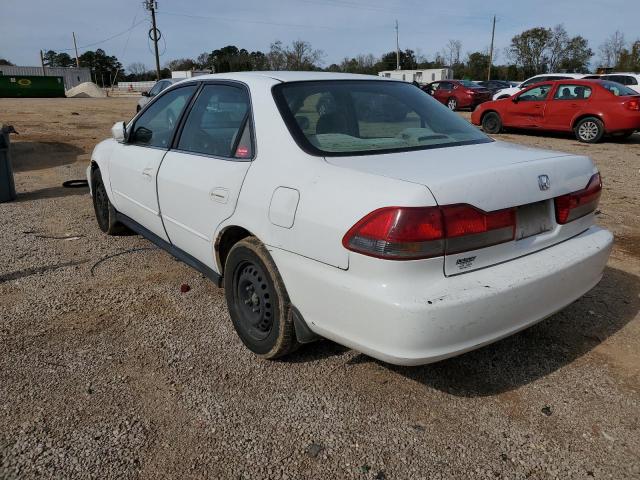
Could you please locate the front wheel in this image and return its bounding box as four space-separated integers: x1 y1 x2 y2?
91 168 127 235
224 237 299 359
447 97 458 110
481 112 503 134
575 117 604 143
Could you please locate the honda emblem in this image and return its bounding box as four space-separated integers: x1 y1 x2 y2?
538 175 550 191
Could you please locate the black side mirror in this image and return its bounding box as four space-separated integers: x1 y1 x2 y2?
142 91 150 97
511 96 519 103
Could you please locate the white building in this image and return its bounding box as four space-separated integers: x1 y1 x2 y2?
378 68 453 84
171 70 213 79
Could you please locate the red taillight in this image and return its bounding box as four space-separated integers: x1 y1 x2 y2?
442 205 516 254
342 207 444 260
554 173 602 224
342 204 516 260
625 99 640 111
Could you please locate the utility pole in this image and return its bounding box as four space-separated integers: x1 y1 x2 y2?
144 0 162 80
487 15 496 81
72 32 80 68
39 50 46 76
395 20 400 70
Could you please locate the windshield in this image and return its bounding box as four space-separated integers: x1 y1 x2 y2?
599 80 637 96
273 80 491 156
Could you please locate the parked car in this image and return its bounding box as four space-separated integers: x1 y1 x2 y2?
137 78 180 112
423 79 492 110
89 72 612 366
472 79 640 142
476 79 512 95
492 73 587 100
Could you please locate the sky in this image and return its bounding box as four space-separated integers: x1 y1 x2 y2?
1 0 638 71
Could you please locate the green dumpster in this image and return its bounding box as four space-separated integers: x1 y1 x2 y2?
0 75 65 98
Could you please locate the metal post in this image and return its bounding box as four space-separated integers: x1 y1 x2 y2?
73 32 80 68
395 20 400 70
40 50 46 76
487 15 496 81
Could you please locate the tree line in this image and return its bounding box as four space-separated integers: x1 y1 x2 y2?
27 26 640 86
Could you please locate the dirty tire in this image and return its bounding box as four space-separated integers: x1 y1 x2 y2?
91 168 127 235
224 237 300 359
575 117 604 143
482 112 502 134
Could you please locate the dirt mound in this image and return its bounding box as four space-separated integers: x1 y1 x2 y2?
65 82 106 98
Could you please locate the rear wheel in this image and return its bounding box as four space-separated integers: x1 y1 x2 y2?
575 117 604 143
481 112 503 134
447 97 458 110
224 237 299 359
91 168 127 235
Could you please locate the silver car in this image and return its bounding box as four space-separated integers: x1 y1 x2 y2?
136 78 181 112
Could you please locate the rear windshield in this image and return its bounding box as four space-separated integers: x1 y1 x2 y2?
599 80 637 96
272 80 491 156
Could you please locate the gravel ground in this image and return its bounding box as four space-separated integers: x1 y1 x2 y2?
0 98 639 479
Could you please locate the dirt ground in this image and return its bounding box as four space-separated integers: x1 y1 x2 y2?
0 97 639 479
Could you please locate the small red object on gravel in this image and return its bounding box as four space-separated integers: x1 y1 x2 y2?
180 284 191 293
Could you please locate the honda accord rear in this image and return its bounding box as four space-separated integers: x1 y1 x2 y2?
267 78 613 365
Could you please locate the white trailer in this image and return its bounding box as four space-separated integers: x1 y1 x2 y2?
171 70 213 79
378 68 453 84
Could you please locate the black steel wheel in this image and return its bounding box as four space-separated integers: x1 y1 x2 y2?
224 237 299 358
481 111 503 134
91 168 127 235
234 261 275 341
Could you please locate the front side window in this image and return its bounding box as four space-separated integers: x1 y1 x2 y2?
129 85 197 148
177 84 252 158
273 80 490 156
518 84 552 101
553 84 592 100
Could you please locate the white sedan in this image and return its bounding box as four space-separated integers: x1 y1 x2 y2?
88 72 613 365
492 73 587 100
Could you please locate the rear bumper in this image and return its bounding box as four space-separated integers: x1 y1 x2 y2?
271 226 613 366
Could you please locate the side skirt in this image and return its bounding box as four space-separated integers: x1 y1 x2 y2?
115 212 223 287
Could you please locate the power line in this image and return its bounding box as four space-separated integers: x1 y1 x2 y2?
158 11 338 30
51 19 146 52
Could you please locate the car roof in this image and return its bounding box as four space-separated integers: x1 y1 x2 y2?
185 71 386 83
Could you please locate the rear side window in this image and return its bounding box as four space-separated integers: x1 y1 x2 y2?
604 75 638 86
273 80 490 156
177 84 252 159
553 84 592 100
130 85 197 148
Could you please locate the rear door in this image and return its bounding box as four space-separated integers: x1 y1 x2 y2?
109 84 197 240
157 82 253 271
503 84 552 127
544 83 593 130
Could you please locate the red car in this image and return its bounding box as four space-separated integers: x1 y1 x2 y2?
423 80 492 111
471 79 640 143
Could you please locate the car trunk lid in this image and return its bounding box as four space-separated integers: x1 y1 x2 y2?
327 141 598 275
